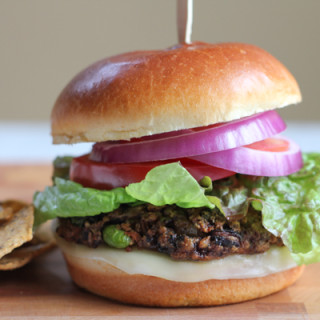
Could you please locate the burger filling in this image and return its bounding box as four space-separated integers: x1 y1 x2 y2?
33 153 320 265
57 204 282 261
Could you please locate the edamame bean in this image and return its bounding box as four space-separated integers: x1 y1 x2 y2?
102 225 132 248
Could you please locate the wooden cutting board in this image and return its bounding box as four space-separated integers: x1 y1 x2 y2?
0 165 319 319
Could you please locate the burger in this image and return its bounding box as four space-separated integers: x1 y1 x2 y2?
33 42 320 306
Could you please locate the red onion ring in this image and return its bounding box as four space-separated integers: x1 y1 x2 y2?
191 136 303 176
90 111 286 163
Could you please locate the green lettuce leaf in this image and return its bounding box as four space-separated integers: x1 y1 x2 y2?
126 163 214 209
33 178 136 226
211 182 250 217
244 153 320 265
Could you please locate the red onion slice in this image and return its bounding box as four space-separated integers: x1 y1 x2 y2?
90 111 286 163
191 136 303 176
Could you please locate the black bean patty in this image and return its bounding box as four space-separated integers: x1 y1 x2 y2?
57 203 283 261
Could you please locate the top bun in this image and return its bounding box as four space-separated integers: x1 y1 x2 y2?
51 42 301 144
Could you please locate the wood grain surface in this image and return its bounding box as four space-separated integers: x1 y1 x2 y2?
0 165 319 319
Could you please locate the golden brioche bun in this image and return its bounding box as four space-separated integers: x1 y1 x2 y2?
63 252 304 307
51 42 301 144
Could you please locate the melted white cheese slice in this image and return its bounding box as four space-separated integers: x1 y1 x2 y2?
57 236 297 282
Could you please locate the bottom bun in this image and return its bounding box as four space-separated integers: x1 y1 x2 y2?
63 252 304 307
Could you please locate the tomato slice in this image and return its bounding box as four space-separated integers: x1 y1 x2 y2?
70 155 235 190
246 138 290 152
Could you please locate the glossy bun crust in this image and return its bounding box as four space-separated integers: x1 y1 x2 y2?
63 252 304 307
51 42 301 144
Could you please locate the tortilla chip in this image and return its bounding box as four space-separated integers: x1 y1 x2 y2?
0 253 31 270
0 202 34 259
0 201 56 270
0 200 26 223
0 232 56 270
